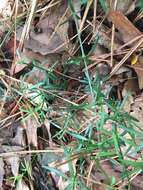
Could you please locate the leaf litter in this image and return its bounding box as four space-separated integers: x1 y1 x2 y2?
1 0 143 189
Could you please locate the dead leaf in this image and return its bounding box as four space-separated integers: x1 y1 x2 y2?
24 28 65 55
108 11 142 45
0 158 4 189
122 78 139 97
24 0 69 55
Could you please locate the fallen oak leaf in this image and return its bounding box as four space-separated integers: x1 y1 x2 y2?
108 11 142 45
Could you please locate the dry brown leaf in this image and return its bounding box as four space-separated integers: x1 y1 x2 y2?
122 78 139 97
0 158 4 189
22 116 39 147
24 0 69 55
108 11 142 45
24 28 65 55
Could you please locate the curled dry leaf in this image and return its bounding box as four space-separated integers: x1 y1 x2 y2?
39 149 77 190
108 11 142 45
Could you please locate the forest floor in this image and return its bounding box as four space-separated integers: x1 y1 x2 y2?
0 0 143 189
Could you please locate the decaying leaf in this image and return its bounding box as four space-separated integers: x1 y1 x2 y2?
0 158 4 189
24 0 69 55
24 28 66 55
108 11 142 45
122 78 139 96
